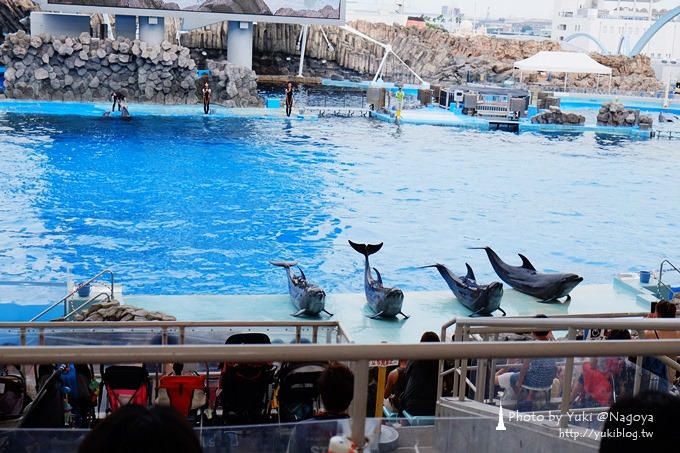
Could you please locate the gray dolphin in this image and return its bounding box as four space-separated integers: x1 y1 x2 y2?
348 241 409 319
270 261 332 317
422 263 505 316
472 246 583 303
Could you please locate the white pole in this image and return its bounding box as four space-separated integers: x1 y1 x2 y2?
297 25 309 77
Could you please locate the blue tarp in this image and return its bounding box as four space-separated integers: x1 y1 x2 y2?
0 66 5 94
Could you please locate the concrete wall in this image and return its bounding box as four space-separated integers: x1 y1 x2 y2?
115 15 136 41
436 399 599 453
139 16 165 45
30 11 89 38
227 21 252 69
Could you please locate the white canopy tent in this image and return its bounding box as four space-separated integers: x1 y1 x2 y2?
514 51 613 93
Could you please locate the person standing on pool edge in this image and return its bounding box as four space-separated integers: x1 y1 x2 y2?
285 81 294 117
202 81 211 114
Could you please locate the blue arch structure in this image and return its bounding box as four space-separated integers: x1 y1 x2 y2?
629 6 680 56
564 33 610 55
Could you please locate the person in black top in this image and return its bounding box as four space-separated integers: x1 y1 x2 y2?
287 362 354 453
202 82 211 115
110 91 125 112
400 331 440 416
285 81 294 117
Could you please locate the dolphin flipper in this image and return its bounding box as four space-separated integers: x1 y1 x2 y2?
398 311 410 319
271 260 298 268
291 308 308 317
348 240 384 256
322 308 334 317
297 266 307 280
373 267 383 284
368 311 385 319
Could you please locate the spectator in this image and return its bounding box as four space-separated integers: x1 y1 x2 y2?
639 300 679 391
383 359 407 413
496 315 557 410
287 362 354 453
78 405 202 453
599 390 680 451
400 331 440 416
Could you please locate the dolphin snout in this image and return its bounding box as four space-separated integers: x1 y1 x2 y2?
386 288 404 302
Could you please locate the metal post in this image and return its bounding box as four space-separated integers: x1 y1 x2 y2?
351 359 369 451
558 328 576 428
297 25 309 77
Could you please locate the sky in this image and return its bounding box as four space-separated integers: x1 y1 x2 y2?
404 0 679 20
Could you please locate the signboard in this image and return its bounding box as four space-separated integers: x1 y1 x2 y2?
45 0 345 26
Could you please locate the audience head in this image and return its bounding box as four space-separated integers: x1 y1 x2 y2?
318 362 354 414
656 300 676 318
420 331 440 343
172 363 184 375
607 329 631 340
532 314 551 338
78 405 201 453
599 390 680 451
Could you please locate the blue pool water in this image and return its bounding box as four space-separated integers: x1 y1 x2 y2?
1 102 679 300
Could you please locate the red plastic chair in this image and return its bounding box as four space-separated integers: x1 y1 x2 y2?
156 375 207 417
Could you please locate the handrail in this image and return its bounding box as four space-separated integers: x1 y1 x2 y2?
657 259 680 299
62 292 112 320
29 269 115 322
3 322 680 448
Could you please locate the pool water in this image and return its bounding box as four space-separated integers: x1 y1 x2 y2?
1 105 679 300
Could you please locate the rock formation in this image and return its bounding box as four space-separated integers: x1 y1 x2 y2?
251 21 663 93
71 299 177 322
0 30 261 105
596 102 653 128
0 0 36 42
531 106 586 125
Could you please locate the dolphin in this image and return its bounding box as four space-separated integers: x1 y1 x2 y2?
422 263 505 316
472 246 583 303
270 261 332 317
348 240 409 319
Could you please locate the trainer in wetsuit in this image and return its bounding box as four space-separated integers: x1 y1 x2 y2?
110 91 126 112
202 82 211 115
285 81 294 117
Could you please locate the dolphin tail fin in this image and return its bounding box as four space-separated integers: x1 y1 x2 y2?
517 254 536 271
270 260 298 269
464 263 476 281
291 308 308 317
348 240 383 257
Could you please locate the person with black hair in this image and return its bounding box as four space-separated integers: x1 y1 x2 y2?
287 362 354 453
599 390 680 451
78 405 202 453
285 82 294 117
399 331 440 416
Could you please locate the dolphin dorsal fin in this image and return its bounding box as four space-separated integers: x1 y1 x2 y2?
372 267 383 284
464 263 476 281
518 254 536 271
297 266 307 280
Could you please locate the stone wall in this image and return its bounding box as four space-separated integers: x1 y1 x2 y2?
0 30 261 105
251 21 663 92
531 107 586 125
72 300 177 322
596 102 653 128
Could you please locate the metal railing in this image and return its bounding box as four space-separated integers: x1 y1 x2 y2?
657 259 680 299
29 269 115 322
2 317 680 448
441 315 680 429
